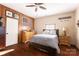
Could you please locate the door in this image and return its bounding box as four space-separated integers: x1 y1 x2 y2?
6 17 18 46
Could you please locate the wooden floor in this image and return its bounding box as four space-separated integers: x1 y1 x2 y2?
0 43 48 56
60 45 79 56
0 43 79 56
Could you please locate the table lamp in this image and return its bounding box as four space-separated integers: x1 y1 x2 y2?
62 27 66 36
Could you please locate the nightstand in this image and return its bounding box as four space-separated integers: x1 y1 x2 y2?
59 36 70 46
22 31 35 43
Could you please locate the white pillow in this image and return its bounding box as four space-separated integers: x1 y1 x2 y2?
42 29 56 35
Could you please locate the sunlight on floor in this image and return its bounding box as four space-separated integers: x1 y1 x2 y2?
0 49 15 56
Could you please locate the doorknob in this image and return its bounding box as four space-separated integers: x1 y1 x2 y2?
6 33 8 34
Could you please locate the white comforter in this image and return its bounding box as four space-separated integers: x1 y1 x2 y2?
30 34 60 54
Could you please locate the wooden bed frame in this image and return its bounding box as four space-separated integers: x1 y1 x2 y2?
29 42 58 56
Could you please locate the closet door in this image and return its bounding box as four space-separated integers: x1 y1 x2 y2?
6 17 18 46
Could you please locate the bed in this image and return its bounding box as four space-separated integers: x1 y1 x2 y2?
29 29 60 55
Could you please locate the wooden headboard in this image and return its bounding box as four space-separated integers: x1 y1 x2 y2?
56 29 59 37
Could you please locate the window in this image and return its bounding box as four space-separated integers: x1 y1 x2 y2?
45 24 56 29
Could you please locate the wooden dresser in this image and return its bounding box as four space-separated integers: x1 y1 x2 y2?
22 31 35 43
59 35 70 46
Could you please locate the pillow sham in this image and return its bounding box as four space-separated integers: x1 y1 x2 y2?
42 29 50 34
49 29 56 35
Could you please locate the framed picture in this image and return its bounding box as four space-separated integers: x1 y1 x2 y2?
22 16 27 26
13 13 19 19
6 10 13 17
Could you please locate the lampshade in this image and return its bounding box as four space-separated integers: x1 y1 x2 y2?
26 26 31 31
62 27 66 31
22 26 31 31
22 26 27 30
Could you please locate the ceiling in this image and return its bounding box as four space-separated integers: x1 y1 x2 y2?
1 3 79 18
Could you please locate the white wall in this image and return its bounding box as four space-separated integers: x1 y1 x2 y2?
35 12 76 45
